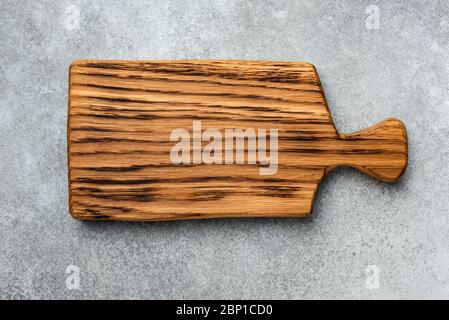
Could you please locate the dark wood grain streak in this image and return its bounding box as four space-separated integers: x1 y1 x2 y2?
68 60 408 221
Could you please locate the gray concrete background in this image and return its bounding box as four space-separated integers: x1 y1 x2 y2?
0 0 448 299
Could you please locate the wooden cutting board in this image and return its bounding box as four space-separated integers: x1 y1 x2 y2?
68 60 408 221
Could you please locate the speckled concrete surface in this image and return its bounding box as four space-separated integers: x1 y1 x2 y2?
1 0 448 299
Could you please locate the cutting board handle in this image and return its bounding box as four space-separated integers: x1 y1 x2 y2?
329 118 408 182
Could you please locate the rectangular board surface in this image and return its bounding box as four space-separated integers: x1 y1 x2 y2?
68 60 408 221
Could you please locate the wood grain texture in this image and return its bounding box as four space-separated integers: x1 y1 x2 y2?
68 60 408 221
